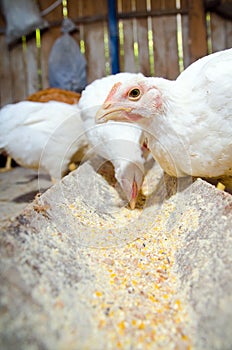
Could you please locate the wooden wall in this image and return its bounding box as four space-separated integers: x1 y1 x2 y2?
0 0 231 107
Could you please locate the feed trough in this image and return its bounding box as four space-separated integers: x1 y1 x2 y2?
0 161 231 349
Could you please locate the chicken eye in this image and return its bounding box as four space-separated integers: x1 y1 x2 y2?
128 88 141 100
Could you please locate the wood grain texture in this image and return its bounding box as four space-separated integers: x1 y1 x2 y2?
179 1 191 70
188 0 207 62
151 0 179 78
0 36 13 106
181 14 191 69
40 0 62 89
79 0 108 82
135 0 151 76
9 43 27 103
26 39 40 96
210 13 232 52
0 0 231 106
119 0 137 73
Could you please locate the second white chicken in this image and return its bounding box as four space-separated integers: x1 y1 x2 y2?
0 100 88 181
79 73 145 209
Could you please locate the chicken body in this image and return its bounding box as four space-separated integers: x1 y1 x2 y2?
79 73 146 209
96 49 232 181
0 101 87 181
27 87 81 105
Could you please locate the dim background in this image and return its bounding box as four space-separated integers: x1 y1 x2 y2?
0 0 231 107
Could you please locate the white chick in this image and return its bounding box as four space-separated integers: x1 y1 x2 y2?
96 49 232 189
79 73 146 209
0 100 87 181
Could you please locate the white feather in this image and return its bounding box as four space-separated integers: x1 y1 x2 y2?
97 49 232 180
79 73 145 203
149 49 232 177
0 101 87 180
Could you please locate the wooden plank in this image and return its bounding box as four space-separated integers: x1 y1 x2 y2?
149 0 163 77
8 18 45 101
0 8 14 107
135 0 150 76
26 38 41 96
39 0 63 89
85 23 108 81
120 0 137 73
180 0 189 11
151 0 179 79
0 13 13 106
179 1 191 69
210 13 226 52
79 0 108 82
0 3 40 103
225 16 232 49
120 21 135 72
66 0 82 46
164 0 180 79
210 13 232 52
181 14 191 69
188 0 207 62
0 35 13 106
9 42 27 103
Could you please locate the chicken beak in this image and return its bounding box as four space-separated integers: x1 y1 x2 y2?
96 105 132 123
129 197 137 210
129 179 138 210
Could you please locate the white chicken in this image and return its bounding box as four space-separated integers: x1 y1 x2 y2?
79 73 146 209
96 49 232 189
0 101 88 181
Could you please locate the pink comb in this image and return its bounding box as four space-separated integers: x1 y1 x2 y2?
104 82 122 103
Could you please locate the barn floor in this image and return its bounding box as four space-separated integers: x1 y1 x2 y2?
0 166 52 229
0 162 232 350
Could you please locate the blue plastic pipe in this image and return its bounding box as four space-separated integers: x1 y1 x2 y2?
108 0 120 74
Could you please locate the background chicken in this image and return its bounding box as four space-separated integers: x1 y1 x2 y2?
27 87 81 105
0 87 82 172
79 73 146 209
0 101 88 182
96 49 232 191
